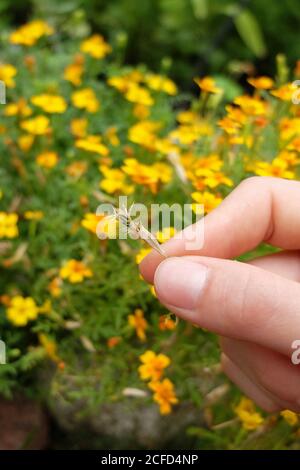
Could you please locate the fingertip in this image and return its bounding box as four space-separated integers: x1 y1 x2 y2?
138 250 163 283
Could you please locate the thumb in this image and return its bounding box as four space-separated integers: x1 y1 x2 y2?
154 256 300 356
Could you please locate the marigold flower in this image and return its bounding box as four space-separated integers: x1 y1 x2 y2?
4 98 32 117
70 118 88 138
99 165 133 195
125 83 154 107
81 212 117 238
64 55 85 86
149 378 178 415
0 212 19 238
122 158 172 194
39 333 61 363
191 191 222 214
194 76 222 94
65 161 88 179
20 115 51 135
128 309 148 341
158 315 177 331
36 151 59 169
280 410 299 426
76 135 109 156
0 63 17 88
234 95 267 116
128 120 161 150
59 259 93 284
48 277 62 297
145 73 177 95
6 296 39 327
71 88 100 113
31 94 67 114
234 397 264 431
271 83 295 101
80 34 112 59
138 350 170 381
253 157 295 179
9 20 54 46
247 76 274 90
18 134 35 152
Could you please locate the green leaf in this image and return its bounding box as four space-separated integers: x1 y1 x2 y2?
234 9 267 58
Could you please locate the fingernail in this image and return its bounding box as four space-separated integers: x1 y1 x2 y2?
154 258 208 312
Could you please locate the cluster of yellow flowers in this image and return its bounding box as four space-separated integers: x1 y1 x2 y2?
139 350 178 415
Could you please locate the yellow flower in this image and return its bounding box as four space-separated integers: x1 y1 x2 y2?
48 277 62 298
80 34 112 59
191 191 222 214
149 379 178 415
6 296 39 327
20 115 51 135
71 88 100 113
65 161 88 179
39 333 61 363
133 103 150 120
24 210 44 220
0 64 17 88
0 212 19 238
128 309 148 341
64 54 84 86
59 259 93 284
128 120 161 150
4 98 32 117
156 227 176 243
76 135 109 156
36 151 59 169
234 95 267 116
280 410 299 426
18 134 35 152
193 168 233 190
271 83 295 101
135 247 152 265
81 212 117 238
122 158 172 194
247 76 274 90
234 397 264 431
104 127 120 146
276 150 300 166
9 20 54 46
125 83 154 107
70 118 88 138
253 158 295 179
194 76 222 94
138 350 170 381
31 94 67 114
99 165 133 195
145 73 177 95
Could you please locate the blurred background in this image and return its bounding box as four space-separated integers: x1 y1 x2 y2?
1 0 299 88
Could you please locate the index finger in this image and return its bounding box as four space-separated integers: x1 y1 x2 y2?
140 177 300 283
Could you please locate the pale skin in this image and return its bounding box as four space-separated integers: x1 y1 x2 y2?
140 177 300 413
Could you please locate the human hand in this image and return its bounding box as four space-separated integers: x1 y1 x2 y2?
140 177 300 412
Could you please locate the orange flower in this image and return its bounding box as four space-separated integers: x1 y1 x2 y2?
149 379 178 415
59 259 93 283
107 336 122 348
247 76 274 90
138 350 170 381
194 76 221 94
128 309 148 341
158 315 177 331
36 151 59 169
